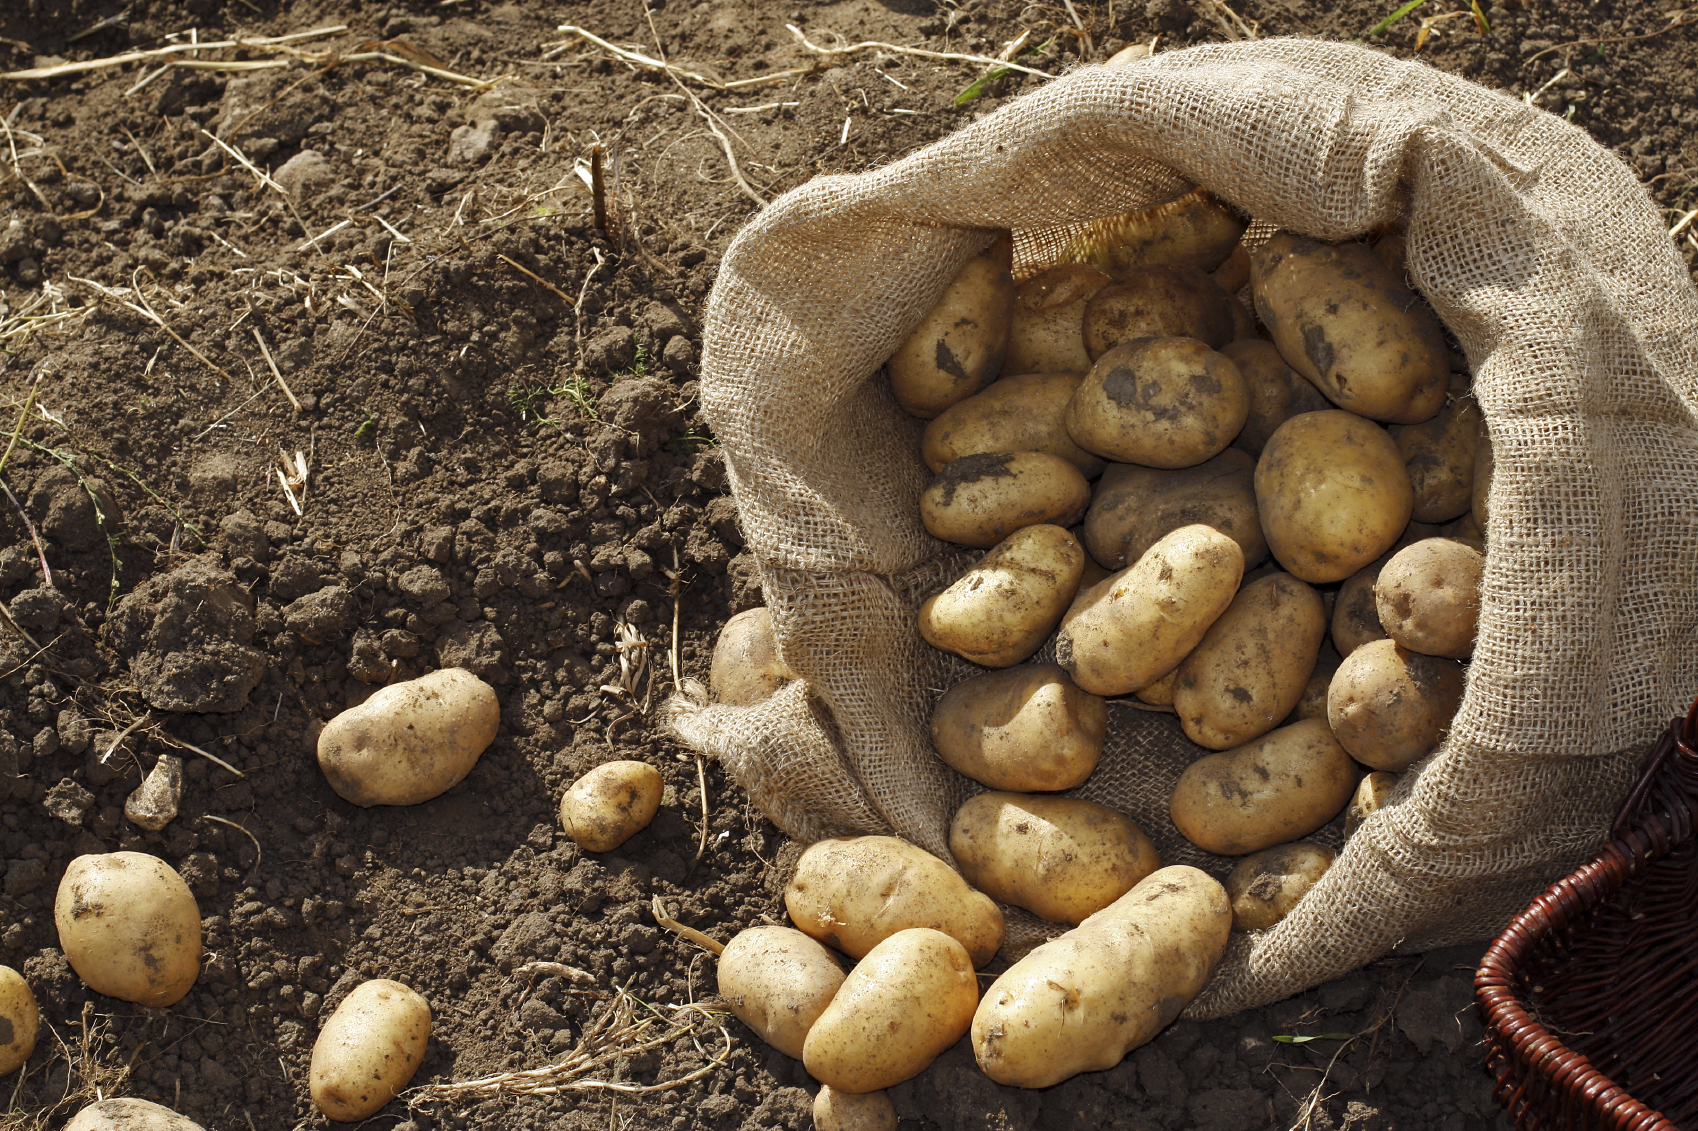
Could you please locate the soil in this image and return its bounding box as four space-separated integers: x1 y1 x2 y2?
0 0 1692 1128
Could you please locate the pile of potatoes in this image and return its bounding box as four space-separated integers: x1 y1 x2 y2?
708 188 1489 1094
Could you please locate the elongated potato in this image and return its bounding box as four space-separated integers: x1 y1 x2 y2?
803 928 978 1094
710 607 794 706
1082 268 1234 360
1333 556 1391 657
55 852 199 1007
317 667 499 807
717 926 845 1059
972 866 1231 1088
1221 339 1332 456
919 524 1085 668
1394 393 1481 523
1057 524 1243 696
1083 449 1264 572
922 373 1103 476
559 760 663 852
950 793 1160 925
64 1100 206 1131
1345 771 1400 837
1006 265 1113 374
1375 538 1484 659
815 1087 897 1131
1173 572 1326 750
920 452 1091 549
0 966 38 1076
1327 639 1465 771
930 663 1105 792
1255 410 1414 584
1225 842 1336 930
1135 667 1177 706
786 836 1004 967
1067 337 1248 469
1169 719 1358 855
1212 240 1251 294
1250 232 1448 424
1061 188 1248 275
309 979 430 1122
889 233 1013 418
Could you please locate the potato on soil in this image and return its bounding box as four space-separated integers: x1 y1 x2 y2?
1221 339 1332 456
972 865 1231 1088
950 793 1160 925
1345 771 1400 837
889 233 1013 419
717 926 845 1059
309 978 430 1122
802 928 979 1094
930 663 1105 792
0 965 38 1076
710 607 794 706
918 524 1085 668
1066 337 1249 469
65 1100 206 1131
1081 267 1235 361
1375 538 1484 659
920 451 1091 548
1327 639 1466 771
560 760 664 852
1061 188 1248 276
1225 842 1336 931
317 667 499 807
1255 410 1414 584
815 1087 897 1131
1006 265 1113 375
1333 557 1391 656
1173 572 1326 750
922 372 1103 476
1083 448 1264 572
1057 524 1243 697
55 852 199 1007
1394 393 1481 523
785 836 1004 967
1169 719 1358 855
1249 232 1448 424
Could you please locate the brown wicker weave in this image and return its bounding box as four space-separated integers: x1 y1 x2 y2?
1477 697 1698 1130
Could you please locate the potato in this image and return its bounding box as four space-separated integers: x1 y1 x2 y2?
1057 524 1243 696
1290 647 1340 721
1225 291 1257 341
1250 232 1448 424
786 836 1005 967
1221 339 1331 456
922 373 1104 476
1373 231 1408 274
802 928 978 1093
972 865 1231 1088
1255 410 1414 583
930 663 1105 792
710 607 794 706
1333 558 1390 657
1345 771 1400 837
1169 719 1358 855
65 1100 206 1131
317 667 499 807
1444 510 1485 549
1375 538 1483 659
560 760 663 852
1473 421 1495 532
1082 267 1234 360
1327 639 1466 771
920 451 1091 549
918 524 1085 668
815 1087 897 1131
1078 551 1112 590
1066 337 1248 469
1061 188 1248 275
1135 668 1177 706
1006 265 1113 375
1225 842 1336 930
889 233 1013 418
1173 572 1326 750
1082 449 1264 572
1212 240 1251 294
1394 394 1481 523
309 978 430 1122
55 852 199 1007
0 965 38 1076
950 793 1160 925
717 926 844 1059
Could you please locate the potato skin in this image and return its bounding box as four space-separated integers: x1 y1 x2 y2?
309 979 431 1123
950 793 1160 925
710 607 794 706
919 524 1085 668
1345 771 1400 838
802 928 979 1094
1057 524 1244 697
717 926 845 1059
1221 340 1332 456
1082 268 1234 360
1327 639 1466 771
1225 842 1336 931
1169 719 1357 855
0 965 38 1077
1067 337 1248 469
560 760 664 852
1173 572 1326 750
1290 648 1340 722
1006 265 1112 375
55 852 200 1007
317 667 499 807
922 373 1103 476
930 664 1105 792
1375 538 1484 659
889 235 1013 419
1255 410 1414 584
64 1100 207 1131
920 452 1091 549
1250 232 1448 424
814 1087 898 1131
1062 189 1248 276
1083 448 1264 572
1394 395 1481 523
972 866 1231 1088
785 836 1005 968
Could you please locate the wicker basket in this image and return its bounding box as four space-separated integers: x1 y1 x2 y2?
1476 697 1698 1130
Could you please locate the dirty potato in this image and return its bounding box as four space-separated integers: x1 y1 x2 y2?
710 607 795 706
1375 538 1484 659
922 372 1103 477
1221 339 1332 457
1061 188 1248 276
0 966 38 1076
1224 842 1336 931
920 451 1092 549
1081 267 1235 360
309 979 431 1122
1333 556 1391 657
918 524 1086 668
1006 264 1113 375
1327 639 1466 771
889 233 1013 418
1345 771 1400 837
1168 719 1358 855
930 663 1106 792
559 760 664 852
717 926 845 1059
1394 392 1481 523
1291 647 1341 722
316 667 500 807
814 1088 898 1131
1082 449 1264 572
64 1101 207 1131
1066 337 1249 469
55 852 200 1007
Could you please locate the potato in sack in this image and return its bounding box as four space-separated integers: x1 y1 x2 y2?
1345 771 1400 837
1394 390 1482 523
1061 188 1248 276
1066 337 1249 468
1327 638 1466 771
1221 339 1332 456
1225 842 1336 931
1169 718 1358 855
710 607 794 706
889 232 1013 418
1082 448 1264 572
920 451 1091 548
922 372 1103 476
918 524 1085 668
929 663 1105 792
1006 265 1113 375
1081 267 1235 360
1375 537 1484 659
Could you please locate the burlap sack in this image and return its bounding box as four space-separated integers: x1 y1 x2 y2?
664 38 1698 1018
